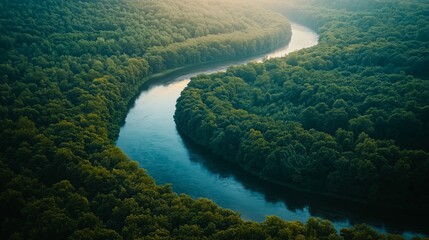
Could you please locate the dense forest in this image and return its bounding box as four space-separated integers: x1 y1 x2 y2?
175 0 429 211
0 0 426 239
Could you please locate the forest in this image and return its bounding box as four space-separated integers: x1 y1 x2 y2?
175 0 429 210
0 0 427 239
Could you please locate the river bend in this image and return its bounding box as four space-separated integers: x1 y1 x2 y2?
116 22 427 239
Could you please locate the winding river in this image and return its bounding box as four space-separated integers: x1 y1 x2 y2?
116 23 428 239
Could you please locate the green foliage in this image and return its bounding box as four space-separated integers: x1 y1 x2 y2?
0 0 424 239
175 0 429 210
0 0 296 239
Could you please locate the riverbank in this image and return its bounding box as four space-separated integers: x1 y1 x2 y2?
119 21 426 238
119 30 295 133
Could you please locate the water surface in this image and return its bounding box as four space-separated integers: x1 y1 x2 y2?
116 22 427 239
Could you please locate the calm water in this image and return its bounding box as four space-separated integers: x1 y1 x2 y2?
116 23 428 239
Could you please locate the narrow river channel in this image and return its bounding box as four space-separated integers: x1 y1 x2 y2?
116 22 427 239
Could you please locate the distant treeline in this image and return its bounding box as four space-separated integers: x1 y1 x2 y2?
0 0 295 238
0 0 423 239
175 0 429 210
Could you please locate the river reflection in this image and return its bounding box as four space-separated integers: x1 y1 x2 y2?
181 135 428 237
116 22 428 239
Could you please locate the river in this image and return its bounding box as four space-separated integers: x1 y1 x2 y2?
116 22 427 239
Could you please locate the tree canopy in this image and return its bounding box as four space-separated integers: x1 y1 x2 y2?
175 0 429 210
1 0 425 239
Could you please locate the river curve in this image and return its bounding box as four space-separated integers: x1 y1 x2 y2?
116 22 427 239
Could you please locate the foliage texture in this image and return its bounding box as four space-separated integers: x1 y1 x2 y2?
175 0 429 209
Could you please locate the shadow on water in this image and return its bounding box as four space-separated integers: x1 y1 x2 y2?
179 130 429 236
117 21 428 238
